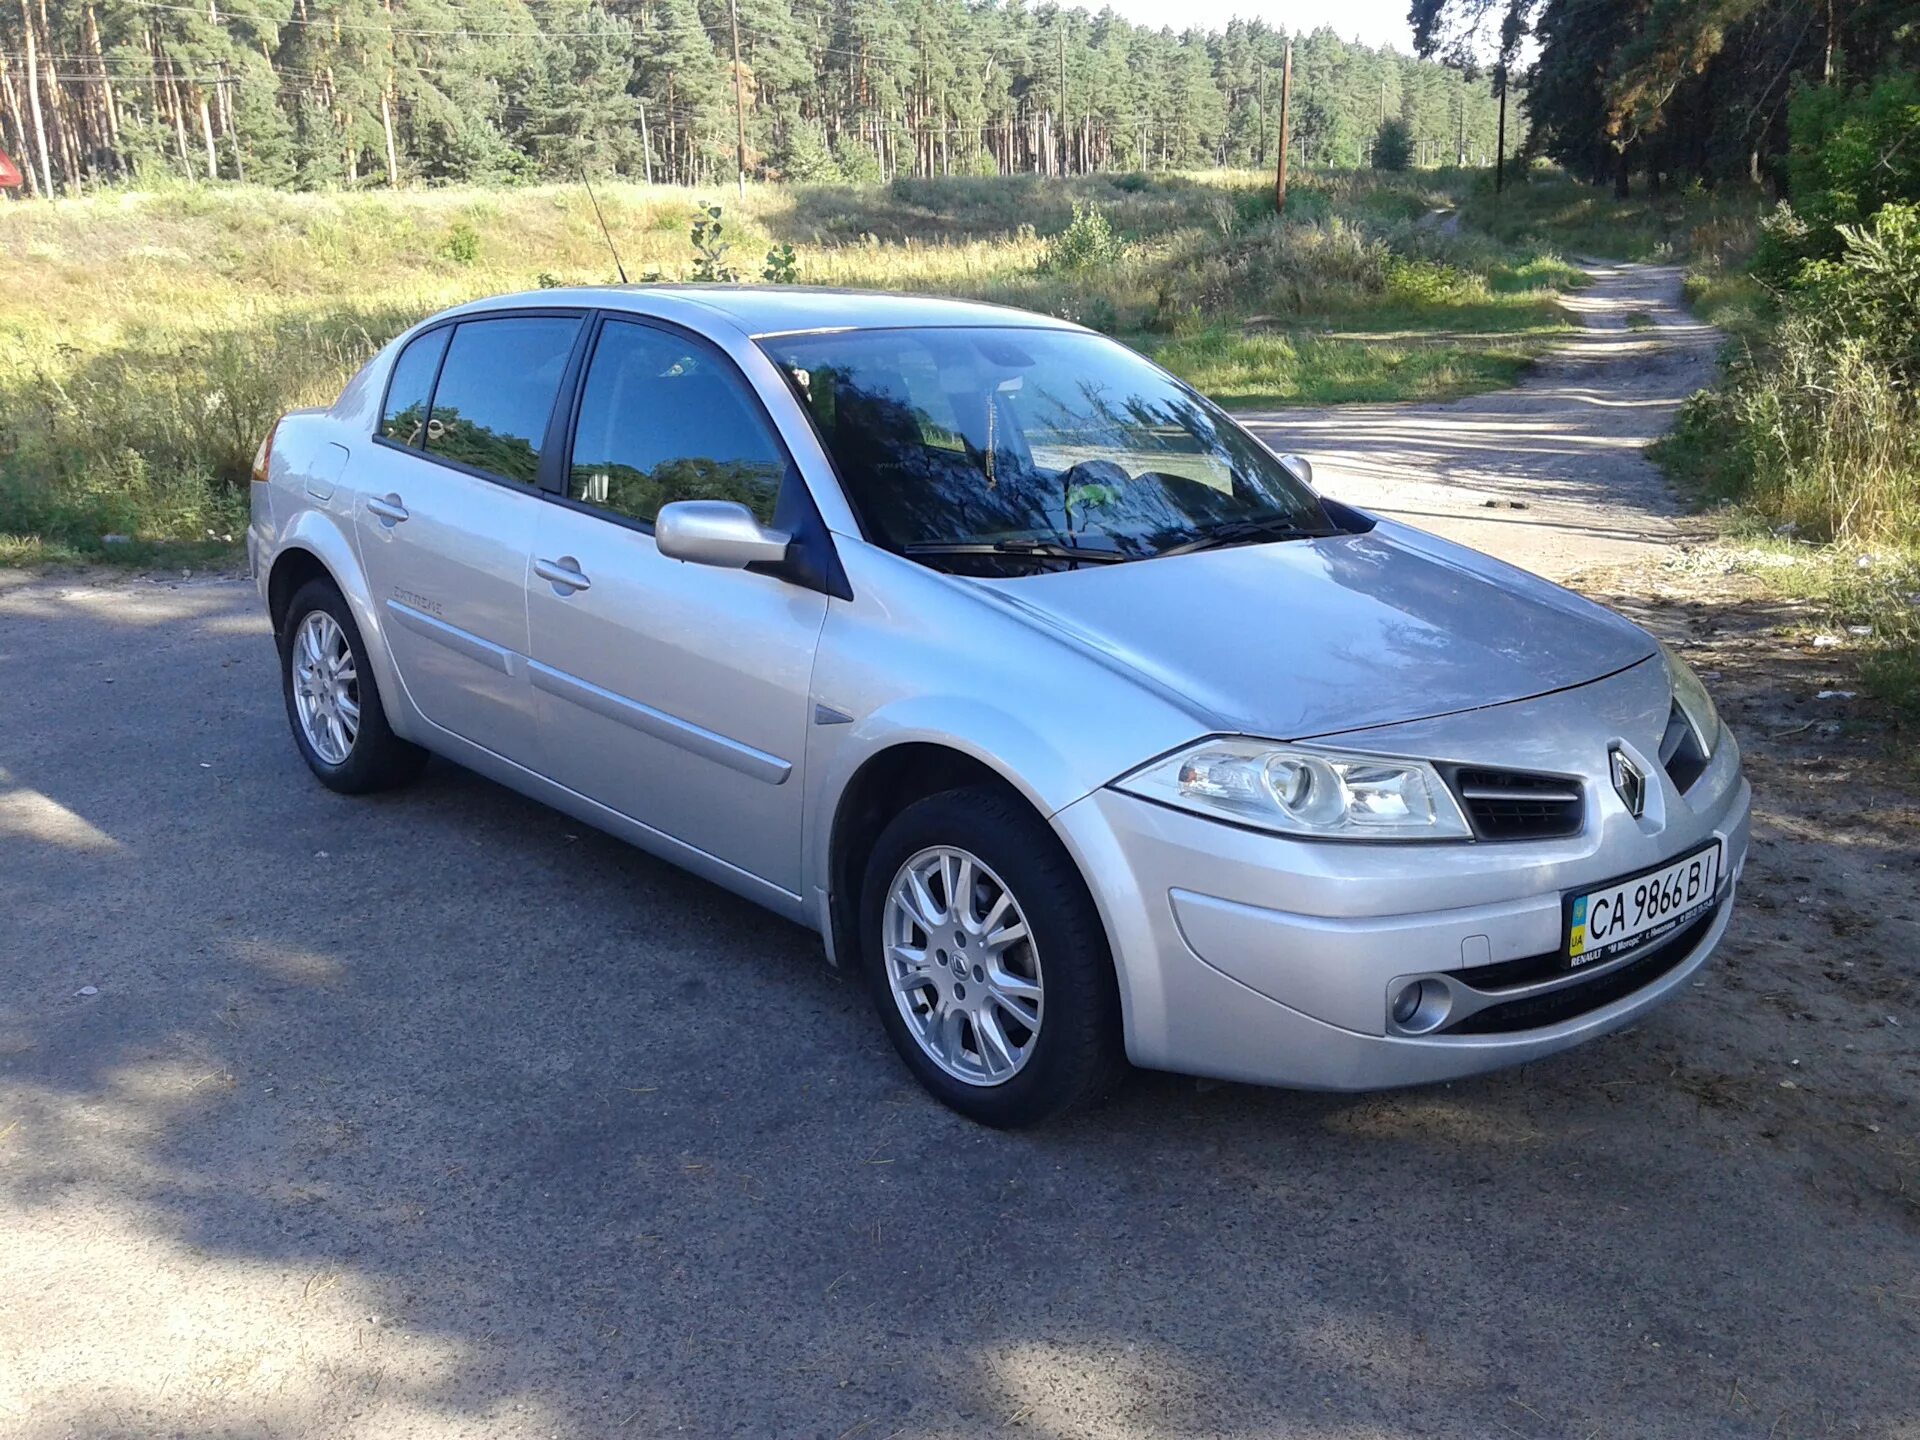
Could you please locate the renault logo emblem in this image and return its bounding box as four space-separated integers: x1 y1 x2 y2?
1610 748 1647 817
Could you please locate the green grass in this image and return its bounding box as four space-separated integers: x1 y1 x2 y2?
0 168 1585 563
1681 268 1776 346
0 531 242 570
1149 328 1539 407
1460 169 1766 262
1144 238 1576 408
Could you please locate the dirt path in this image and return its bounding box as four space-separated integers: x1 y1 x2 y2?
1240 260 1723 582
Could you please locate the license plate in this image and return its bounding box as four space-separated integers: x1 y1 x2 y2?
1565 841 1723 968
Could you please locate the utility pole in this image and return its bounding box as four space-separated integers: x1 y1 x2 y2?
1493 61 1507 193
1273 39 1292 214
728 0 748 198
638 100 652 185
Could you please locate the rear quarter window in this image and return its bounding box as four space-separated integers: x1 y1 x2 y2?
379 327 450 447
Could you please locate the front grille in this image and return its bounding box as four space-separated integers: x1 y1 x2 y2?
1449 767 1585 841
1659 701 1710 794
1447 903 1720 1034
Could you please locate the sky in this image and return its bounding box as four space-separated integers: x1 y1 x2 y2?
1099 0 1417 51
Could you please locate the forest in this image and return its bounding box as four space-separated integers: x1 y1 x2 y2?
0 1 1519 195
1412 0 1916 196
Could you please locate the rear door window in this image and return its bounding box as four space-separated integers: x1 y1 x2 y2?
425 315 583 485
379 327 450 447
566 319 787 526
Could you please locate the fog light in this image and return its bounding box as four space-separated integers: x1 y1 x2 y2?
1389 978 1451 1034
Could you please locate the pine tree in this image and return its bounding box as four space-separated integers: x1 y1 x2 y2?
0 0 1564 197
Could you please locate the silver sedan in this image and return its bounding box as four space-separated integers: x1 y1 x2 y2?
249 286 1749 1127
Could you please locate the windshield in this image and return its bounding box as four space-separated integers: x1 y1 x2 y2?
761 326 1333 574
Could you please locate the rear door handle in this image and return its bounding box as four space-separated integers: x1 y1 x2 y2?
534 556 591 594
367 494 410 524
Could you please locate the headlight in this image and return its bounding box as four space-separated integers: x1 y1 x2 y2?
1662 643 1721 755
1113 738 1472 840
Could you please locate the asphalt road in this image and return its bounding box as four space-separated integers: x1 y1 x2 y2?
4 270 1917 1439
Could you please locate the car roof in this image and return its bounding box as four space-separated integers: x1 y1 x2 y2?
435 285 1085 340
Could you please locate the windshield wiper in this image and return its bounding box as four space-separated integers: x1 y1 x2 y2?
903 539 1129 568
1154 517 1336 558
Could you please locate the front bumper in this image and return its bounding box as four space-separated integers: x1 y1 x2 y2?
1051 680 1751 1091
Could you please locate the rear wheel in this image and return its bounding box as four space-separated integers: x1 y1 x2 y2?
280 578 426 794
859 786 1123 1127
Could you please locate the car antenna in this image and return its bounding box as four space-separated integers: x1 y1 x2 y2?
581 170 629 285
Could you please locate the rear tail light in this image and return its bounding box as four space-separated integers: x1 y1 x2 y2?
251 418 282 484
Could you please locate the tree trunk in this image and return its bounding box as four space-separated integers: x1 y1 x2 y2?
85 6 121 163
0 58 39 196
44 52 80 184
18 0 55 196
159 45 194 175
34 0 78 186
198 90 218 179
1493 65 1506 194
381 86 399 187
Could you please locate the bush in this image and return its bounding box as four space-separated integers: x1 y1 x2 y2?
1792 202 1920 382
1752 201 1815 288
1384 256 1476 306
689 202 739 282
761 242 799 284
1657 208 1920 543
1148 216 1391 329
1042 203 1128 273
440 219 481 265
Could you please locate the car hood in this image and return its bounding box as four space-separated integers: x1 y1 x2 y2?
974 519 1657 740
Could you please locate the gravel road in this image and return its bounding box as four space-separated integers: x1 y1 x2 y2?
3 266 1916 1440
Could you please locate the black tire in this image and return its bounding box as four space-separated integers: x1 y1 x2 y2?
279 577 427 794
858 785 1124 1127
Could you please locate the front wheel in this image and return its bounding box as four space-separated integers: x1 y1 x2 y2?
280 578 426 794
859 786 1123 1127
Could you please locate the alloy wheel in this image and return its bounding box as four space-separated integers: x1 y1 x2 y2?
291 610 360 766
883 845 1044 1086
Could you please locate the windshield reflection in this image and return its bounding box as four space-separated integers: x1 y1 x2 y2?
761 327 1333 574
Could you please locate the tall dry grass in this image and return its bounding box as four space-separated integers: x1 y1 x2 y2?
0 168 1575 560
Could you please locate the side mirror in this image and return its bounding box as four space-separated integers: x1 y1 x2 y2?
1278 453 1313 487
654 500 791 570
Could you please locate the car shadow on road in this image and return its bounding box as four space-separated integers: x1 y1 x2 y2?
3 575 1917 1440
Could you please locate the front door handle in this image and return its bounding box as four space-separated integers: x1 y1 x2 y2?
534 556 591 594
367 494 410 525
